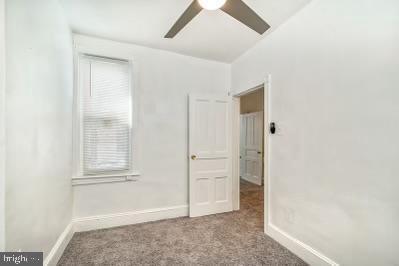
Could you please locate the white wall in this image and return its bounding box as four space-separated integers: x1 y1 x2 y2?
0 0 5 252
232 0 399 265
72 35 230 219
5 0 73 257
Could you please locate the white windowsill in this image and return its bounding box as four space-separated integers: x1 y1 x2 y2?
72 172 140 186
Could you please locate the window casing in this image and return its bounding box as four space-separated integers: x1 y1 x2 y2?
76 54 133 177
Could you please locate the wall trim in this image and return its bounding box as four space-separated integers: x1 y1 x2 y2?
43 206 338 266
241 175 262 186
0 0 6 252
267 223 339 266
72 173 140 186
73 205 189 232
231 96 240 211
44 223 75 266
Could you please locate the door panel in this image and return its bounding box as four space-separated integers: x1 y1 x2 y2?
189 94 232 217
240 112 263 186
195 178 211 204
215 176 228 202
214 101 229 155
194 100 212 158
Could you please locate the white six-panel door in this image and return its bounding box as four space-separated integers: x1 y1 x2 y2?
240 111 263 186
189 94 232 217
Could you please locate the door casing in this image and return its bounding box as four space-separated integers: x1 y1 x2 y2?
232 76 271 233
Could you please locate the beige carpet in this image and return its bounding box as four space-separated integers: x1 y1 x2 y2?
58 180 307 265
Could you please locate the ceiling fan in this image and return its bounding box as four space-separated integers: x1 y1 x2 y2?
165 0 270 38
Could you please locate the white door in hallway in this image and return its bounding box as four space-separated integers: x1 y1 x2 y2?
240 112 263 186
189 93 232 217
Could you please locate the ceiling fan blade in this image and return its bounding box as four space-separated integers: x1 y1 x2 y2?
221 0 270 35
164 1 203 38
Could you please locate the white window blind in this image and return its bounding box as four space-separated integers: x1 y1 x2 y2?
79 55 132 176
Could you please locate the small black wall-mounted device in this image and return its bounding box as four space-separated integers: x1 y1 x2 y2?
270 122 276 134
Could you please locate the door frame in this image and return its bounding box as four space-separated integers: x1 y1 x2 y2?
232 75 271 233
0 0 6 251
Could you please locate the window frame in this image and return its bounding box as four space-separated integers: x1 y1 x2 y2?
72 46 140 185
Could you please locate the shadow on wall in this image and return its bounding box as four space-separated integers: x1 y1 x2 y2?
240 88 263 114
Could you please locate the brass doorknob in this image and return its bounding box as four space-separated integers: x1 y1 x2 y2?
191 155 197 160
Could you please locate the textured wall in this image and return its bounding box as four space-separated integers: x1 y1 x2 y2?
232 0 399 265
0 0 5 252
72 35 231 219
5 0 73 257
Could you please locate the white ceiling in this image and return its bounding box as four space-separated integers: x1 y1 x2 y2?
60 0 310 63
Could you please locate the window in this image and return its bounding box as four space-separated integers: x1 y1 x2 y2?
77 54 133 176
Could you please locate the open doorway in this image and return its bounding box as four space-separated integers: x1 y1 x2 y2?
232 82 269 232
239 86 264 215
240 88 264 186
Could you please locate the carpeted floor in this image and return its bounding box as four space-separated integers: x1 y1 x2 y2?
58 180 307 265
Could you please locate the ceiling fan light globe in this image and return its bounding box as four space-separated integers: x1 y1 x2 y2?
198 0 227 10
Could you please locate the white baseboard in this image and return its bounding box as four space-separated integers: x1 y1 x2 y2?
44 207 337 266
73 205 189 232
241 176 262 186
44 205 188 265
44 223 75 266
267 223 339 266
